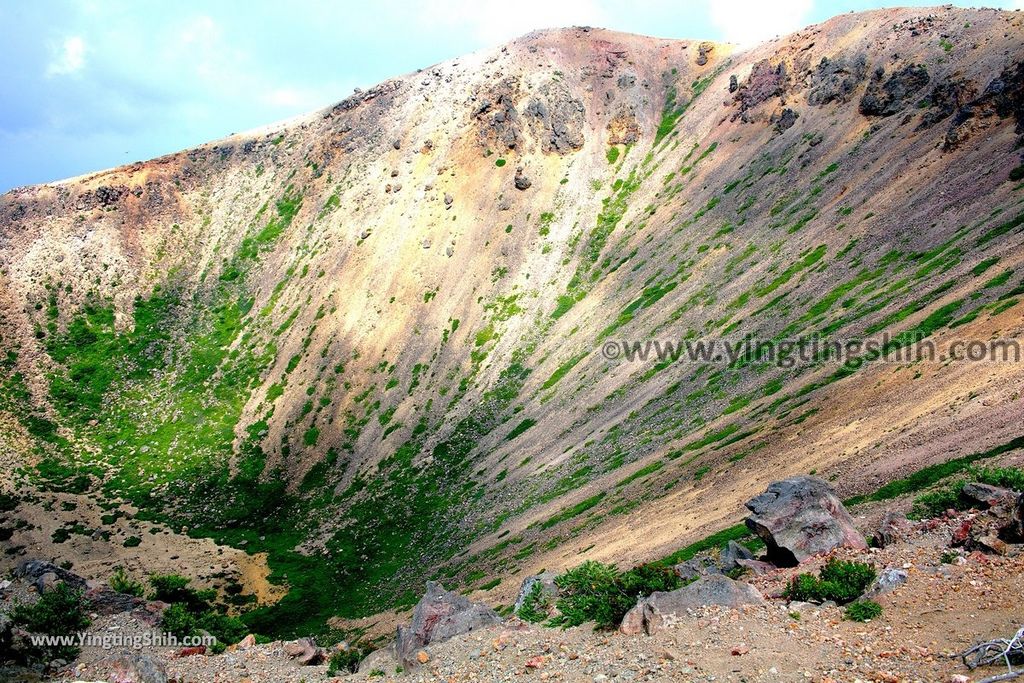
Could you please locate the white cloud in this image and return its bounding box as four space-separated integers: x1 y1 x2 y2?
413 0 611 46
46 36 86 76
709 0 814 47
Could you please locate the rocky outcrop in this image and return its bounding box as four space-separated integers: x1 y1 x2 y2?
745 477 867 566
771 108 799 133
944 62 1024 149
734 60 789 119
962 482 1018 509
917 79 974 130
473 77 523 152
607 105 641 145
395 582 502 667
524 82 586 154
620 576 765 635
696 42 714 67
13 559 87 593
806 54 868 106
859 64 930 117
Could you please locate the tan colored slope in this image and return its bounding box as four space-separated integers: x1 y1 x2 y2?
0 6 1023 628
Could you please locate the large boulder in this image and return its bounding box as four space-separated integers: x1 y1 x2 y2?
395 582 502 667
620 575 764 635
101 653 167 683
359 643 399 675
283 637 324 665
745 476 867 566
859 64 930 117
13 559 87 593
961 482 1018 509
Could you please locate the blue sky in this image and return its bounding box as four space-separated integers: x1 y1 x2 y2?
1 0 1020 192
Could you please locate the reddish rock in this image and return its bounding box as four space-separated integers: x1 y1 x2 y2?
951 519 974 546
395 582 502 667
175 646 206 658
744 476 867 566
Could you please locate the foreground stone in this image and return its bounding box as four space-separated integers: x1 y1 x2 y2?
283 637 324 665
961 482 1018 509
394 582 503 667
13 559 87 593
620 576 765 635
101 653 167 683
745 476 867 566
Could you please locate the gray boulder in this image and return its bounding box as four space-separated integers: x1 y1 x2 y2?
719 541 755 572
620 575 764 635
513 572 558 615
962 482 1018 509
102 653 167 683
673 555 721 582
863 568 908 599
745 476 867 566
395 582 502 667
283 637 324 665
14 559 87 593
359 643 399 675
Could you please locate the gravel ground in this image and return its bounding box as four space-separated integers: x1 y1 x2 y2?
22 511 1020 683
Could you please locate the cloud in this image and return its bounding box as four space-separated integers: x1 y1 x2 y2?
46 36 86 76
413 0 611 46
709 0 814 47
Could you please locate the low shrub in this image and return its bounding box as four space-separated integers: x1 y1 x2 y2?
549 561 681 629
516 583 550 624
783 558 876 605
110 567 144 597
152 574 246 651
844 599 882 622
11 583 92 662
327 643 373 675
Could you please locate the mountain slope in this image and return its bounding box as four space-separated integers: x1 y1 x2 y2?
1 6 1023 637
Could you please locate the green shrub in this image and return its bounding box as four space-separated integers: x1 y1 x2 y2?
151 574 245 649
110 567 144 597
1010 165 1024 182
517 583 550 624
328 644 372 675
549 561 681 629
11 583 92 662
783 559 875 605
122 535 142 548
844 599 882 622
161 602 198 638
